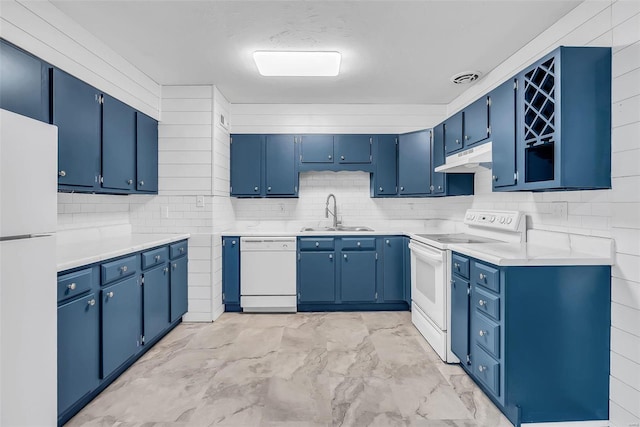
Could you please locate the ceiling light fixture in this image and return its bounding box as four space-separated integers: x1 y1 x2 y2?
253 51 341 77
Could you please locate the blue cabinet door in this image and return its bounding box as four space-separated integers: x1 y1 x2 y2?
265 135 297 195
335 135 372 163
464 97 489 147
398 130 431 195
341 251 377 302
52 69 101 189
136 112 158 193
222 237 240 306
0 40 49 122
431 124 446 195
450 274 470 363
170 256 188 322
403 237 411 304
298 251 336 303
382 237 404 302
101 276 142 378
300 135 334 163
444 111 464 155
143 264 170 343
57 293 99 415
102 94 136 191
490 79 517 189
374 135 398 196
230 134 263 196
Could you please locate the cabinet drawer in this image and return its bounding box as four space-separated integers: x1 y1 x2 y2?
473 346 500 397
474 287 500 321
57 268 93 302
474 262 500 292
142 247 168 270
341 238 376 250
170 241 188 259
452 254 470 279
101 255 137 285
474 313 500 358
299 238 335 251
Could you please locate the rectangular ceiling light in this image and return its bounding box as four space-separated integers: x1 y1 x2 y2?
253 51 341 77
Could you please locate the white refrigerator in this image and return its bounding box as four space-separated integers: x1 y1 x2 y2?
0 109 58 426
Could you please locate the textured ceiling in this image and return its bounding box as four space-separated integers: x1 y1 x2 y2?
51 0 582 104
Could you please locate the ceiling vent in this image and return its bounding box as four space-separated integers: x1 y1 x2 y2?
450 71 481 84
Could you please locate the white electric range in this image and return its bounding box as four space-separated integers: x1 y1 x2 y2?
408 209 526 363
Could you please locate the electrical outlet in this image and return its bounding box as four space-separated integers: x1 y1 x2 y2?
550 201 567 220
196 196 205 208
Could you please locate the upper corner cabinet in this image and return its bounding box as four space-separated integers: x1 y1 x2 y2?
515 46 611 191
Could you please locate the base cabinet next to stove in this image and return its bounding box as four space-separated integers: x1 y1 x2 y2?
450 252 611 425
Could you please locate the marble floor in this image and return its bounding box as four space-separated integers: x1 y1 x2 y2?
66 312 512 427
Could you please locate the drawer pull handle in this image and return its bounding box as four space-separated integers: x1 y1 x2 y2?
315 242 320 247
479 330 487 337
479 299 486 306
121 265 128 273
357 242 361 247
67 282 76 290
454 263 460 269
180 247 185 253
479 273 486 280
58 170 66 177
87 299 96 306
329 254 333 259
155 255 161 261
107 291 114 298
478 365 487 373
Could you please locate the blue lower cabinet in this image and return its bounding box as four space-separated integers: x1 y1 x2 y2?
57 292 99 415
143 264 171 343
403 237 411 305
298 251 336 303
170 256 188 322
450 274 470 363
340 251 376 302
222 237 241 310
101 275 142 379
382 237 404 302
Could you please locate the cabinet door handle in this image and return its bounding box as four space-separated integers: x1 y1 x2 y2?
379 187 383 192
267 186 272 191
454 262 460 269
231 240 236 245
87 298 96 306
164 267 169 273
400 186 404 191
344 254 348 259
465 135 470 141
139 180 145 186
357 242 361 247
455 139 460 144
121 265 128 273
155 255 161 261
107 291 114 298
479 273 486 280
58 170 66 177
438 186 442 190
478 365 487 373
492 175 499 182
430 185 434 191
127 179 133 185
385 240 390 245
329 254 333 259
179 247 185 253
254 186 259 192
67 282 76 290
478 299 486 306
479 330 487 337
172 263 177 269
340 155 345 160
328 155 332 160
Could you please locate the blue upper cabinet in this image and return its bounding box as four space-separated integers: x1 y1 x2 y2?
102 94 136 191
335 135 372 164
444 111 464 155
230 134 263 196
0 39 49 122
136 112 159 193
398 130 431 196
52 69 102 190
464 96 490 147
265 135 297 196
489 79 517 189
300 135 334 163
515 46 611 191
373 134 398 196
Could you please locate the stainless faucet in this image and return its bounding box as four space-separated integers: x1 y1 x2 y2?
325 193 340 228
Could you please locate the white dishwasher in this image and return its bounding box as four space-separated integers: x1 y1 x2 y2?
240 237 297 312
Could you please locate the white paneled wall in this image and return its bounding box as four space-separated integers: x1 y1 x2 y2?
57 193 130 230
0 0 160 118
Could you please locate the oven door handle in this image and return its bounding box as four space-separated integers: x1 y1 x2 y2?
409 242 445 263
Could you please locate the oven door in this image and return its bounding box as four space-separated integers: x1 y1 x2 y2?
409 240 446 330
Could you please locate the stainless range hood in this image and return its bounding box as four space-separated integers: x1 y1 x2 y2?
434 141 492 173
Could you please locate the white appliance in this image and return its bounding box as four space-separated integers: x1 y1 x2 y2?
240 237 297 312
434 141 492 173
409 209 525 363
0 109 58 425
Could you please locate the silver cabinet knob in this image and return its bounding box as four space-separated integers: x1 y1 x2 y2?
344 254 348 259
379 187 383 192
267 186 272 191
479 330 487 337
479 273 486 280
341 155 345 160
87 299 96 306
386 240 390 245
127 179 133 185
478 365 487 373
455 139 460 144
254 186 259 191
438 186 442 190
400 186 404 191
139 180 145 186
315 242 320 247
231 240 236 245
454 262 460 269
492 175 498 182
173 263 177 269
163 267 169 273
465 135 470 140
357 242 361 247
329 254 333 259
430 185 434 191
67 282 76 290
121 265 128 273
155 255 161 261
179 247 185 253
328 155 332 160
107 291 114 298
58 170 66 177
479 299 486 306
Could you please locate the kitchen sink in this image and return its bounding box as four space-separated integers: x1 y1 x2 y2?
300 225 374 232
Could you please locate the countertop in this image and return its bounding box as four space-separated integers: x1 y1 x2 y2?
57 232 190 272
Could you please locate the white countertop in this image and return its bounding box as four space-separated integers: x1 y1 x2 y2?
57 231 190 272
